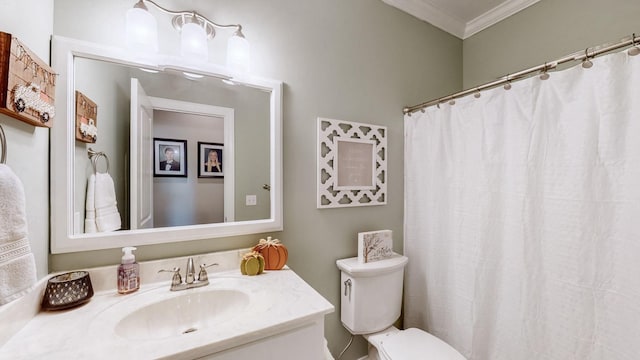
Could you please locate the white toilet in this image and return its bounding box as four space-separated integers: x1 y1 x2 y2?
336 253 466 360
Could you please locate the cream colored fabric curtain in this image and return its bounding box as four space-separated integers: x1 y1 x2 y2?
404 50 640 360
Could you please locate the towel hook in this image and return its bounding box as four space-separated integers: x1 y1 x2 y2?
0 124 6 164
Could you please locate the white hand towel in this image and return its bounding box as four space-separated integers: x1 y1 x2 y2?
84 174 97 233
93 172 121 232
0 164 37 306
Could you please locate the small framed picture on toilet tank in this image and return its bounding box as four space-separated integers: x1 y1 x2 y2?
358 230 393 263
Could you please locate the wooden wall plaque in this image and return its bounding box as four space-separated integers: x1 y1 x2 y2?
75 91 98 143
0 32 56 128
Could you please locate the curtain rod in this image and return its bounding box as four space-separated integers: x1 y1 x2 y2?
403 33 640 115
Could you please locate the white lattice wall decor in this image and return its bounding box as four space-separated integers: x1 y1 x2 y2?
317 117 387 208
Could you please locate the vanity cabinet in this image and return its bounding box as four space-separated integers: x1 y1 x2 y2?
205 321 325 360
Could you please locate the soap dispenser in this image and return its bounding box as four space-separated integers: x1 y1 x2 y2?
118 246 140 294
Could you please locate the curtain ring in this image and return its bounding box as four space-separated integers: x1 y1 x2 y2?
540 62 550 80
503 75 512 90
582 48 594 68
629 33 640 56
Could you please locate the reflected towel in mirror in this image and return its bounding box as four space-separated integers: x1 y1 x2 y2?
84 173 121 233
0 164 37 306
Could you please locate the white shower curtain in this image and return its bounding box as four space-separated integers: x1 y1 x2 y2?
404 50 640 360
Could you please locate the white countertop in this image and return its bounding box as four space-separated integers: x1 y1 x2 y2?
0 251 334 359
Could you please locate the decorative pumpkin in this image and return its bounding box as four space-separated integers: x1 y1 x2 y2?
252 236 288 270
240 251 265 276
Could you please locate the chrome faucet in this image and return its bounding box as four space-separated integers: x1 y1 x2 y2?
158 257 218 291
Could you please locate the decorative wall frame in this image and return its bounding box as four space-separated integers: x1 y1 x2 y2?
317 117 387 208
0 32 56 128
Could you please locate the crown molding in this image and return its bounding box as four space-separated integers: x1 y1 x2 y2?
464 0 541 38
381 0 466 39
382 0 540 40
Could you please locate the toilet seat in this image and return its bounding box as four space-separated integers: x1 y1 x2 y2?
378 328 466 360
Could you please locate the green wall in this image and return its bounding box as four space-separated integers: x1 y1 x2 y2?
463 0 640 88
0 1 52 279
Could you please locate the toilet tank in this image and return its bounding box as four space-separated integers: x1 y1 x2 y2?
336 253 408 335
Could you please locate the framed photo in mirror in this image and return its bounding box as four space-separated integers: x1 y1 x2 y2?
198 142 224 178
154 138 187 177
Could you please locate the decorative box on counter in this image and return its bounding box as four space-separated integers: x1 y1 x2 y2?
41 271 94 311
0 31 56 128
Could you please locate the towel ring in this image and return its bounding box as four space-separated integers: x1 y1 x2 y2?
0 124 6 164
87 148 109 174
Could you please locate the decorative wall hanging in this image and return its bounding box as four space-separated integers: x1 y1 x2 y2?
0 32 56 128
75 91 98 143
153 138 187 177
198 141 224 178
317 117 387 208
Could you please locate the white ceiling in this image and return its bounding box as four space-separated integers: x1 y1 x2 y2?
382 0 541 39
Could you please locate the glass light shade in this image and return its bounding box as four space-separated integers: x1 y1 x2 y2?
126 8 158 53
227 34 250 73
180 22 208 61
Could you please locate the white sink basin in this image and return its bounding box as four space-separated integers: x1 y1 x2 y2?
115 288 250 340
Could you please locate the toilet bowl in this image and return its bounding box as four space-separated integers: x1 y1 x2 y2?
336 254 465 360
364 327 465 360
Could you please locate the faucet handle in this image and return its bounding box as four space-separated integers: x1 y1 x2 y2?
198 263 219 282
158 267 182 287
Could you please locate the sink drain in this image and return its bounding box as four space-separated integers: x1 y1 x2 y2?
183 327 198 334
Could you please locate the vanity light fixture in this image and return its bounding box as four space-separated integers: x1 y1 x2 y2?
126 0 250 72
126 0 158 53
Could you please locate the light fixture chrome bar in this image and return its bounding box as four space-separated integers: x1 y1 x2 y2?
403 33 640 115
141 0 242 35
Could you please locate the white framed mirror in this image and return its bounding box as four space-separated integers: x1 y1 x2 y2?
50 36 283 253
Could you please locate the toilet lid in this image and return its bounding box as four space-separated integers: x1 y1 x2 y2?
379 328 466 360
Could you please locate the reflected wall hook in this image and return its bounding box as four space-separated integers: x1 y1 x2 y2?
0 124 6 164
262 184 271 191
87 147 110 174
